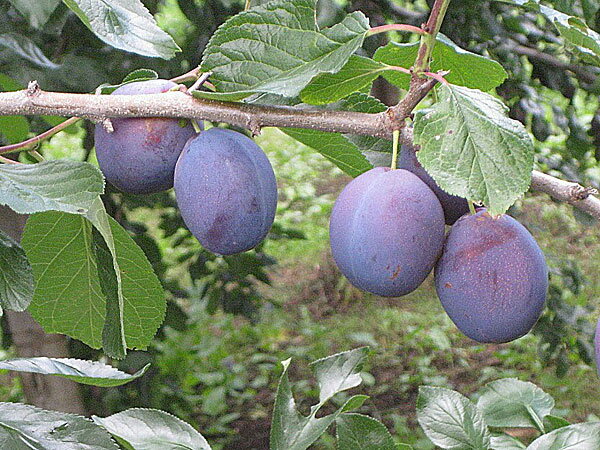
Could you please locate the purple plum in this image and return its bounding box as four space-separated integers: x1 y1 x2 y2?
435 209 548 343
94 79 198 194
329 167 445 297
174 128 277 255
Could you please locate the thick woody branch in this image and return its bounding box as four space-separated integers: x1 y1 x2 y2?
0 89 392 143
0 88 598 220
530 171 600 220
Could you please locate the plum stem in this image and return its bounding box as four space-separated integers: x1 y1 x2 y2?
468 202 476 215
367 24 426 36
391 129 400 170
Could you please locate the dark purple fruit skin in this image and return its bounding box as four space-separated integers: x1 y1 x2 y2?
399 144 470 225
435 209 548 343
94 79 198 194
174 128 277 255
329 167 445 297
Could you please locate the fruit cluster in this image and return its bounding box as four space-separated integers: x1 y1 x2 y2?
95 79 277 256
95 79 548 345
330 144 549 344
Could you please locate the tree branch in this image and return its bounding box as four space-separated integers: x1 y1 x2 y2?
0 89 392 148
530 171 600 220
0 87 599 220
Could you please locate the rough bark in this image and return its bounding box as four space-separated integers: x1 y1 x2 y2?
0 205 87 415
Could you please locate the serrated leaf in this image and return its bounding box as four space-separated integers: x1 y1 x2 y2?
270 349 369 450
374 34 507 91
310 347 368 403
199 0 370 100
417 386 491 450
336 413 396 450
21 210 166 356
0 357 148 387
497 0 600 66
62 0 180 59
0 32 60 69
490 432 526 449
90 208 166 357
0 160 104 215
0 402 117 449
0 229 33 314
300 55 387 105
8 0 61 29
526 422 600 449
414 84 533 215
22 212 106 348
476 379 554 431
93 408 211 450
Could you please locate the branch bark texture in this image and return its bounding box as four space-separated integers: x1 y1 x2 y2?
0 88 599 220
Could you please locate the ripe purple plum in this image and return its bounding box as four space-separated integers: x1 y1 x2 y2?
94 79 198 194
435 209 548 343
329 167 445 297
174 128 277 255
399 143 470 225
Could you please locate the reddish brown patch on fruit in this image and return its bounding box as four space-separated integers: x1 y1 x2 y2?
445 282 452 288
390 265 402 280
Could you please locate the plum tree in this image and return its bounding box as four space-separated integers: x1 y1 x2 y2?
435 209 548 343
399 144 470 225
174 128 277 255
329 167 445 297
94 79 198 194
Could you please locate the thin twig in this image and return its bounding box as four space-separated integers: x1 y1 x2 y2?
0 116 80 154
367 24 426 36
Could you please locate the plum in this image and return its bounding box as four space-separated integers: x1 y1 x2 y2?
94 79 198 194
399 143 470 225
174 128 277 255
329 167 445 297
435 209 548 343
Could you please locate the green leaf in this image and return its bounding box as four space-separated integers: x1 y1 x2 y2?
544 415 571 432
374 34 507 91
282 93 390 176
282 128 371 177
0 402 117 449
8 0 61 29
341 93 392 167
0 357 149 387
22 212 106 348
413 84 533 215
62 0 180 59
0 229 33 314
90 208 166 356
417 386 491 450
0 160 105 215
497 0 600 66
270 348 369 450
0 33 60 69
476 379 554 431
97 69 160 94
21 210 166 356
0 115 29 144
526 422 600 449
199 0 370 100
93 409 211 450
336 413 396 450
300 55 387 105
490 432 526 449
310 347 369 403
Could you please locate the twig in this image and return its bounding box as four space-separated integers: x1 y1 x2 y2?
0 155 20 164
0 116 80 154
367 24 426 36
530 171 600 221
